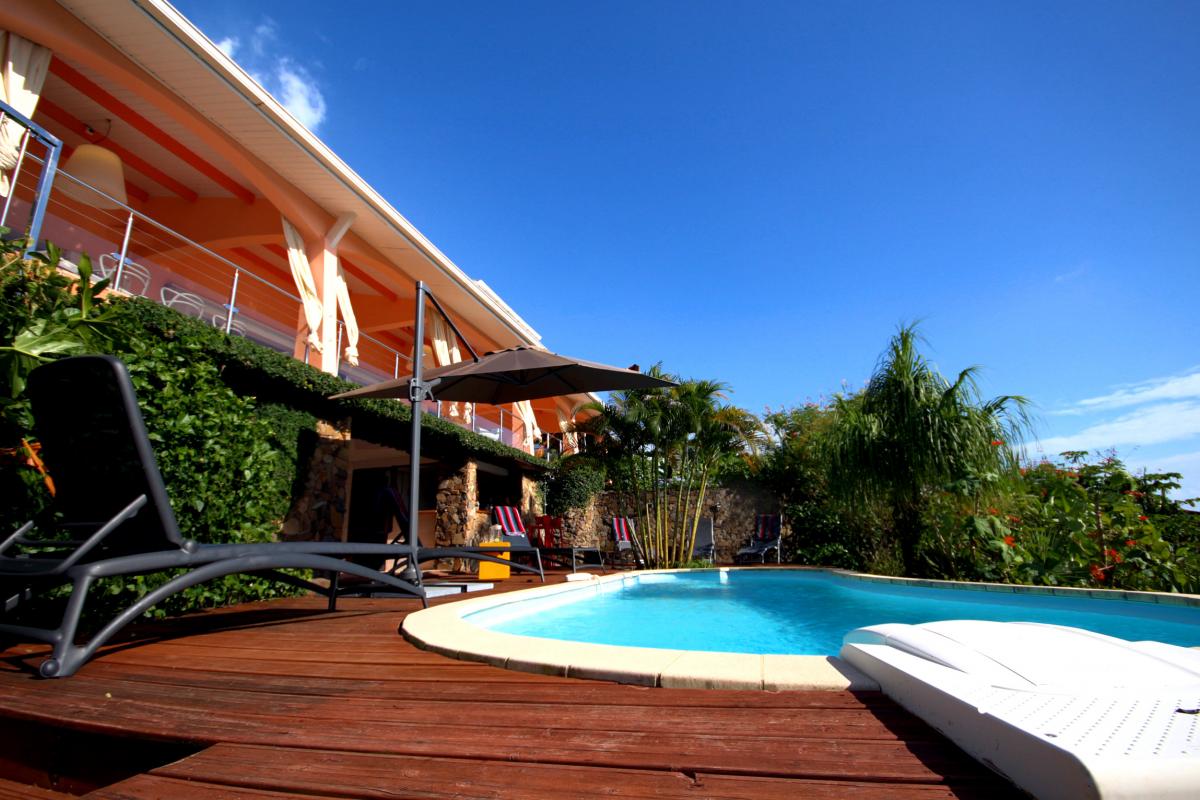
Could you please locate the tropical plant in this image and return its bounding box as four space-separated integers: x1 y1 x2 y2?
823 324 1034 575
580 369 761 567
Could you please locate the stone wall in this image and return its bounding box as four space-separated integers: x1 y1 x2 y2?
290 432 784 567
435 459 474 548
562 485 782 563
703 485 782 562
280 419 351 542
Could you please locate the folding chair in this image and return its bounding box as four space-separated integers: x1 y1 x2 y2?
734 513 782 564
493 506 604 573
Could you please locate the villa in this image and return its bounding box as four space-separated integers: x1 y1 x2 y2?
4 4 1197 800
1 0 594 553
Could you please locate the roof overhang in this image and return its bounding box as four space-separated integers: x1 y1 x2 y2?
53 0 542 347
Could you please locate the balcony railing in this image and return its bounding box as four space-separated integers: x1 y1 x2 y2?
1 102 571 457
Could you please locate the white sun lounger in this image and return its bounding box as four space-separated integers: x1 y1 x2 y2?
840 620 1200 800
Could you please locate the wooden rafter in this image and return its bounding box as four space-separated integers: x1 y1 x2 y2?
49 60 257 203
228 246 292 284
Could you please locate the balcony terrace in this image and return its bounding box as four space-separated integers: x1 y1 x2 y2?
2 96 579 459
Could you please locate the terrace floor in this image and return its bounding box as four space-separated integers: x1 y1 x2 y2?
0 572 1017 799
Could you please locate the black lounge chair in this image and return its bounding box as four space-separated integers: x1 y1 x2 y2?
734 514 782 564
0 355 537 678
493 506 604 573
691 516 716 563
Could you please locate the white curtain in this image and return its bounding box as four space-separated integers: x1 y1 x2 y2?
557 410 578 453
281 217 323 354
334 265 359 366
0 31 52 198
516 401 542 454
430 313 470 422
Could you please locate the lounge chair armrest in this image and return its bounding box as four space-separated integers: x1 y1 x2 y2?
0 521 35 555
55 494 149 572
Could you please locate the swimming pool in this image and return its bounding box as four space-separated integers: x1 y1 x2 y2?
401 568 1200 690
468 569 1200 655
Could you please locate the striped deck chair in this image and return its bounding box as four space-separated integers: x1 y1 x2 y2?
610 517 644 568
493 507 605 573
734 513 782 564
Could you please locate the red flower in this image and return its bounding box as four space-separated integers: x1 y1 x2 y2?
1007 515 1022 525
987 507 1000 516
1105 547 1123 564
1089 564 1106 582
1125 539 1136 547
991 439 1004 447
1003 535 1016 547
1138 515 1148 522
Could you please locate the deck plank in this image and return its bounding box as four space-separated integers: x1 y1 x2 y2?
0 573 1018 798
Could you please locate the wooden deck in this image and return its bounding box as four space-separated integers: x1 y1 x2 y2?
0 573 1018 798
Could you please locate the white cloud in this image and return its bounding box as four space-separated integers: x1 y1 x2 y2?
1032 401 1200 455
1053 265 1087 284
209 17 327 131
275 61 326 130
251 19 276 56
1049 367 1200 416
215 36 239 58
1073 368 1200 413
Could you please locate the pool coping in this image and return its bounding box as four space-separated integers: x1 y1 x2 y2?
400 567 1200 691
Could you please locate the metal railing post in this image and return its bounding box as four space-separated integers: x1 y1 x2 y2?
114 212 134 292
225 268 241 333
394 352 400 379
0 100 63 249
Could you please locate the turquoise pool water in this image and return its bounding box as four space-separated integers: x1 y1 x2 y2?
469 570 1200 655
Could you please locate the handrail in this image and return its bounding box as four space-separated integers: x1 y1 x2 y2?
0 98 62 248
17 139 562 455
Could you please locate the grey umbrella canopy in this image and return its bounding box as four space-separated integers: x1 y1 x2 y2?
330 345 675 403
326 281 675 593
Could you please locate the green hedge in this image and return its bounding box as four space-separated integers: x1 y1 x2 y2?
119 299 547 468
1 253 543 619
543 455 606 515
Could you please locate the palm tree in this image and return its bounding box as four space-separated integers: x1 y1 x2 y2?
824 324 1034 574
580 370 758 567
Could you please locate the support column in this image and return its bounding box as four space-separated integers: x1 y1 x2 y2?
315 212 355 375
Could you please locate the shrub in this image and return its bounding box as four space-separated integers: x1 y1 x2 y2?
543 455 606 515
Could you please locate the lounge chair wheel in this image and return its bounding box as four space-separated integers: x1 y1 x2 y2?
39 658 61 678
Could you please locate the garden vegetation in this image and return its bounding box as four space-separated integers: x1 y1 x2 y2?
0 239 544 619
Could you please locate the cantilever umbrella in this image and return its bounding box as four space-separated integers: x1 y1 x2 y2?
328 281 675 590
332 345 675 404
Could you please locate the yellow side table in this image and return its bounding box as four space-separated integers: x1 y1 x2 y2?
477 540 511 580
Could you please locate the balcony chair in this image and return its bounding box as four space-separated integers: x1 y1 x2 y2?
211 311 248 338
734 513 782 564
0 355 537 678
610 516 645 568
159 285 207 319
97 253 152 298
493 506 604 573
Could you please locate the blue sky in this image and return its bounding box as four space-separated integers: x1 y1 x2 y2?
175 1 1200 497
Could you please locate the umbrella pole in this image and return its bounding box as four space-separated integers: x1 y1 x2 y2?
402 281 428 585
